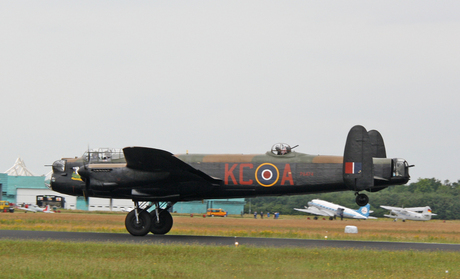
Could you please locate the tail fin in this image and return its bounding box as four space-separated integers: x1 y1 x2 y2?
343 125 374 191
425 207 437 216
368 130 386 158
43 205 53 213
355 204 371 217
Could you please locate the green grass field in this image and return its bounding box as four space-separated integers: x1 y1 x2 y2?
1 211 459 278
0 240 458 279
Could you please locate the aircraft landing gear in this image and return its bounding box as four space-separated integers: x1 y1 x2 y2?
151 210 173 234
150 201 175 235
125 206 152 236
355 192 369 206
125 201 175 236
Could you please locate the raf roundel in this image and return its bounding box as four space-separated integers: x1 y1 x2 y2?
255 163 280 187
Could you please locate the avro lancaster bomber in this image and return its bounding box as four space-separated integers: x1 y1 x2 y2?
49 125 412 236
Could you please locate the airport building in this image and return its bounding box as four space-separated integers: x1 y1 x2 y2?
1 158 52 205
1 158 245 214
172 198 246 215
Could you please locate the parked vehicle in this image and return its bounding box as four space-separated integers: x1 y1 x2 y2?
207 208 226 217
0 201 11 212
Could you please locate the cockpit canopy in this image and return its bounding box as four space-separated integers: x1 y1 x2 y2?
82 148 125 163
271 143 292 155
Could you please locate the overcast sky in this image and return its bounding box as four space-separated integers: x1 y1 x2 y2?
1 1 459 184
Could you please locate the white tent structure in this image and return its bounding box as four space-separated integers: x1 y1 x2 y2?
4 158 35 176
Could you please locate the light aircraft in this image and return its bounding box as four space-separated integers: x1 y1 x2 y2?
380 205 436 222
18 204 54 213
49 125 411 236
294 199 376 220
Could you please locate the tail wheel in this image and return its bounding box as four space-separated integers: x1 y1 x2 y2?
150 210 173 235
125 210 152 236
355 193 369 206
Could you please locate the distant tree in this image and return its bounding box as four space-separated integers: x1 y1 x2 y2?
245 177 460 219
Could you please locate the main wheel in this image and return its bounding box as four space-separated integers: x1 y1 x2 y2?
356 193 369 206
125 210 152 236
150 210 173 235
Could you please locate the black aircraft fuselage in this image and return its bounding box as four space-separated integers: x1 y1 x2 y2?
49 125 411 236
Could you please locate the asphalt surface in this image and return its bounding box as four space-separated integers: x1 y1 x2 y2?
1 230 460 251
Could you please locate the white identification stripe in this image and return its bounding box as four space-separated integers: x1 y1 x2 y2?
261 169 273 180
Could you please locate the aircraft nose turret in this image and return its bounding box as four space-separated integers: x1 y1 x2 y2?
49 159 86 196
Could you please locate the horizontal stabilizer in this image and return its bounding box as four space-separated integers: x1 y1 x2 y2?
343 125 374 191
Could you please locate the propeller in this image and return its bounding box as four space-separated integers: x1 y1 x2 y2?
78 147 92 204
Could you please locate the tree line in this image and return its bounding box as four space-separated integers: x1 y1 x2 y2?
244 178 460 220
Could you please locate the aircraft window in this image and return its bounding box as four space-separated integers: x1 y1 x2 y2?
52 160 66 172
83 148 124 163
393 159 406 177
271 143 292 155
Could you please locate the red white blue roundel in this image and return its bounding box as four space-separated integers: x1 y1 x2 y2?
255 163 280 187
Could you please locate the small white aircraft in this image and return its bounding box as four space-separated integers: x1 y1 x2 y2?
18 204 54 213
294 199 376 220
380 205 436 222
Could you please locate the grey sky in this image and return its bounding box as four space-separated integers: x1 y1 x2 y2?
1 1 459 184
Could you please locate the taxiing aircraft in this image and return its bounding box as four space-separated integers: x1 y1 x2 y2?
294 199 376 220
49 125 411 236
380 205 435 222
18 204 54 213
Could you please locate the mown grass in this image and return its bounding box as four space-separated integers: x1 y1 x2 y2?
2 211 460 243
0 239 458 279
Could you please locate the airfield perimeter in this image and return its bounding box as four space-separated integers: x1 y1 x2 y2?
1 211 460 251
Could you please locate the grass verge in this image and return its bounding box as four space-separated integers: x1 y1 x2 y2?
2 212 460 243
0 239 458 279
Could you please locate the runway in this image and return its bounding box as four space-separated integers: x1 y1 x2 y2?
1 230 460 251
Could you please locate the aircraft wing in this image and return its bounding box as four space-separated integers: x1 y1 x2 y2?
294 206 334 217
18 207 37 212
123 147 221 185
124 147 189 171
380 205 404 212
